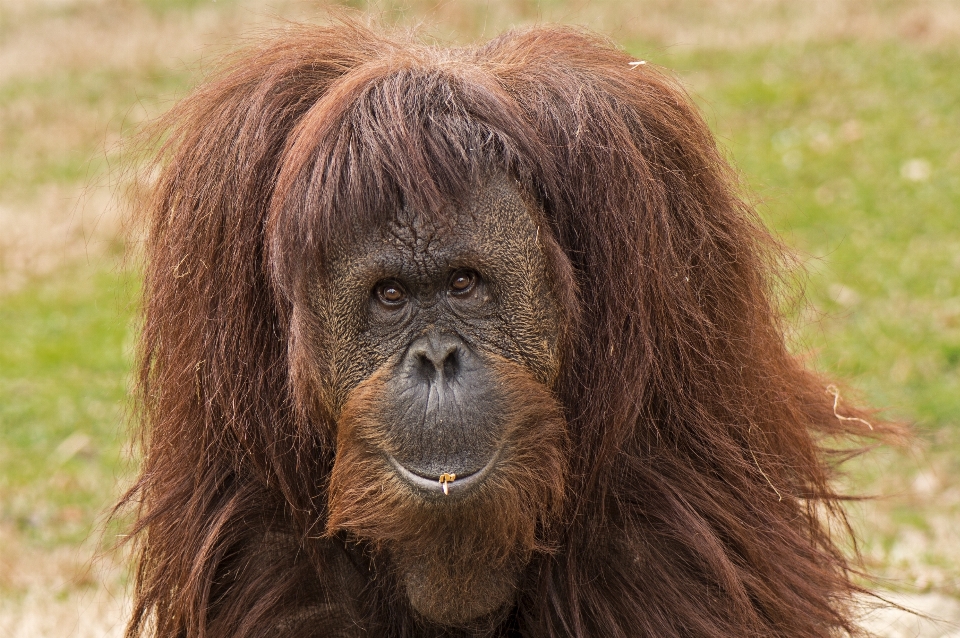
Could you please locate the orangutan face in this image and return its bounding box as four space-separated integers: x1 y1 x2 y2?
319 178 568 628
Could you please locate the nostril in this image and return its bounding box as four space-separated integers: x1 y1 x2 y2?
442 347 459 377
415 347 458 376
415 351 436 379
406 335 467 381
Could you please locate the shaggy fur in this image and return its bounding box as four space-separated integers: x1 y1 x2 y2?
122 20 883 637
328 356 567 629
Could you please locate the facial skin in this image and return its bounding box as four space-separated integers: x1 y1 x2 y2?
321 177 562 489
318 177 568 627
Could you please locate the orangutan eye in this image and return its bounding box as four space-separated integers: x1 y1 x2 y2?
449 270 477 295
375 281 407 306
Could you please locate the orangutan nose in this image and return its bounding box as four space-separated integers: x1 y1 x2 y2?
407 333 463 382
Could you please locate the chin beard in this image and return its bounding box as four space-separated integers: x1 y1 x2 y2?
326 359 567 627
393 517 528 627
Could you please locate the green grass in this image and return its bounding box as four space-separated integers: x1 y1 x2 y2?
648 42 960 433
0 66 194 201
645 41 960 591
140 0 240 14
0 261 138 547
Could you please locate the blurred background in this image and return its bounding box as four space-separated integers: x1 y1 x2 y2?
0 0 958 636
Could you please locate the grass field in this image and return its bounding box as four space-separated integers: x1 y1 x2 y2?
1 0 958 634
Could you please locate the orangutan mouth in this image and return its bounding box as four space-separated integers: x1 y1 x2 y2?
385 452 500 498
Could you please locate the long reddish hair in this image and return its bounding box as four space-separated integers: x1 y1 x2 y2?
122 20 883 637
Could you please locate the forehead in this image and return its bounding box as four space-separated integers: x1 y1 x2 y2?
333 178 543 279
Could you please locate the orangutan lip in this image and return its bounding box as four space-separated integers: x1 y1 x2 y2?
386 452 499 497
